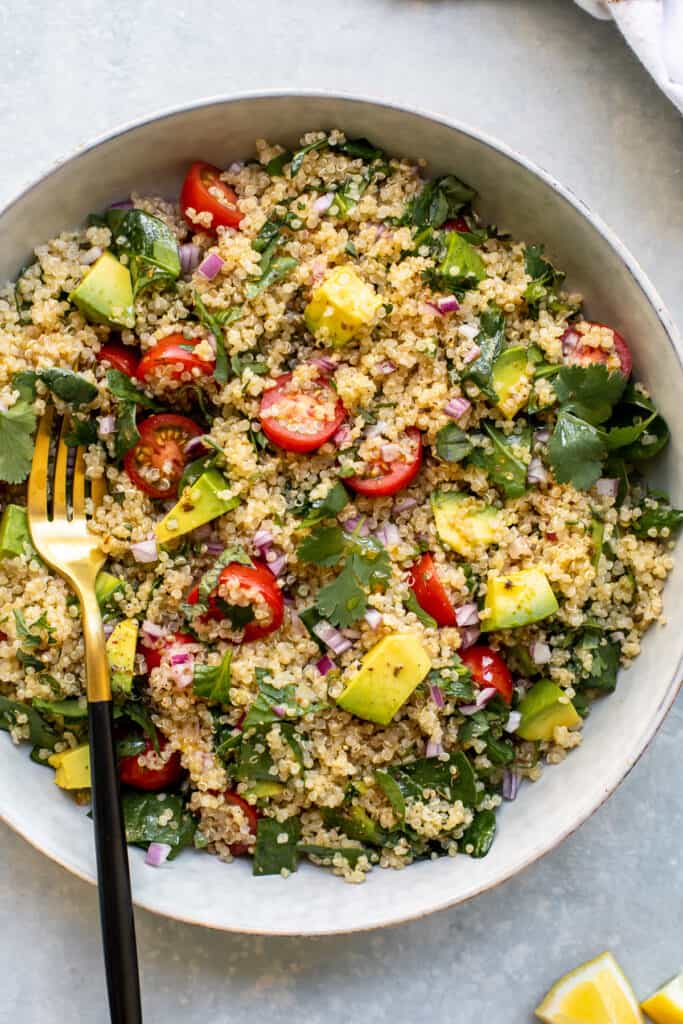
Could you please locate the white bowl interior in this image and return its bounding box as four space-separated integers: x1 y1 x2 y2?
1 95 681 934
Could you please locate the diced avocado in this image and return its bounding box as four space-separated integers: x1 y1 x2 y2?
105 618 138 693
245 780 285 799
337 633 431 726
517 679 580 741
95 571 123 610
304 265 382 346
48 744 91 790
431 491 501 558
69 251 135 329
591 517 604 572
482 567 558 631
0 504 35 560
155 469 240 545
491 346 530 418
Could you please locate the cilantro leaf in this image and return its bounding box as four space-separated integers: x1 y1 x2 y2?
299 526 391 628
106 368 160 411
316 561 368 627
468 422 530 499
294 481 350 527
192 649 233 704
408 175 477 229
297 524 346 566
253 816 301 876
548 410 607 490
427 655 474 702
434 422 473 463
553 364 627 425
0 392 37 484
404 590 437 629
193 292 243 384
462 304 506 400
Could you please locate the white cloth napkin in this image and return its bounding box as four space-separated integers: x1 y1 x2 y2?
574 0 683 113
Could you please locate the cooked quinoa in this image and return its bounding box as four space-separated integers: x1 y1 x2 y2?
0 130 679 882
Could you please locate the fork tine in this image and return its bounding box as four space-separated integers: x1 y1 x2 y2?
90 473 106 511
72 444 86 517
28 407 54 521
52 416 70 520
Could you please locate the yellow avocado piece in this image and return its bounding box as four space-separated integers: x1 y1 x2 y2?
69 251 135 329
155 469 240 545
49 744 91 790
491 346 531 419
337 633 431 726
517 679 580 741
431 491 501 558
482 566 558 631
245 781 285 799
304 265 382 346
105 618 138 694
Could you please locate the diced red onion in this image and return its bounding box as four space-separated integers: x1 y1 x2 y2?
179 243 202 275
380 442 400 463
141 620 166 640
206 541 225 555
455 603 479 628
190 523 212 541
341 628 361 640
170 651 192 666
527 457 548 485
364 608 383 629
444 397 471 421
425 738 444 758
97 414 116 436
530 641 552 665
313 193 335 213
81 246 103 266
365 420 388 439
253 528 274 551
375 522 401 548
377 361 396 375
267 552 288 577
436 295 460 314
228 161 244 174
183 435 208 458
476 686 498 708
595 477 618 499
316 655 337 676
102 621 116 638
459 323 480 342
205 333 218 355
458 703 480 716
287 608 308 637
310 356 338 374
430 684 445 709
393 497 417 514
375 224 388 240
312 620 352 655
534 428 551 445
502 770 521 801
131 539 158 563
504 711 522 734
145 842 172 867
109 199 133 210
333 425 351 447
459 625 481 649
310 257 326 284
562 328 580 356
197 252 224 280
425 301 444 316
342 515 369 537
462 345 482 364
272 705 286 719
170 655 194 688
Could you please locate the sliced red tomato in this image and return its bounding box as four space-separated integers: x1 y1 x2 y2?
124 413 202 499
443 216 470 232
460 645 514 704
136 334 215 385
96 342 139 377
259 371 347 454
180 161 243 231
223 791 258 856
140 631 197 673
119 732 183 791
346 428 423 498
563 322 632 378
410 553 457 627
186 560 284 643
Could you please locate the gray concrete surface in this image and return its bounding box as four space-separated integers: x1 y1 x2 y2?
0 0 681 1020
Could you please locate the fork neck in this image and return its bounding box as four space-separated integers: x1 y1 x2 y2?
78 586 112 704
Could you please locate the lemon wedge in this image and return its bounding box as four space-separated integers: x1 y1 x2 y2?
641 970 683 1023
536 952 643 1023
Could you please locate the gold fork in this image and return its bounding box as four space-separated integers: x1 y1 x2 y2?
28 407 142 1024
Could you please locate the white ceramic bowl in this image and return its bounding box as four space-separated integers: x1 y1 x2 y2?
1 93 681 935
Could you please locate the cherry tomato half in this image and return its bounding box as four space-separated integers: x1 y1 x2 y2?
136 334 215 386
562 322 632 378
140 631 197 673
96 341 139 377
259 372 347 454
410 553 457 627
346 428 423 498
186 560 284 643
460 645 514 704
180 161 243 232
443 216 470 232
124 413 202 499
223 791 259 856
119 732 183 791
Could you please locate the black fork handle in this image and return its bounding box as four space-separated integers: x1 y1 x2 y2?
88 700 143 1023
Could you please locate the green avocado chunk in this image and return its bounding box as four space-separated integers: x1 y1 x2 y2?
517 679 580 741
0 504 35 560
491 346 530 418
69 251 135 328
155 469 240 545
95 571 123 610
430 490 501 558
482 566 558 631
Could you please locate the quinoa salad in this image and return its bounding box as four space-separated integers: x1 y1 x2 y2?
0 130 680 882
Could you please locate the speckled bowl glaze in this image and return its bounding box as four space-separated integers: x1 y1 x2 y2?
0 93 681 935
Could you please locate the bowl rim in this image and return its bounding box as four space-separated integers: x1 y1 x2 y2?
1 89 681 935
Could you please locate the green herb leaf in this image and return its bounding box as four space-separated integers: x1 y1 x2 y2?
631 500 683 538
425 231 486 294
427 655 474 702
106 368 161 410
294 481 350 526
374 769 406 818
290 138 329 176
334 137 384 161
575 631 620 693
192 293 243 385
522 244 576 319
404 590 437 629
242 669 320 730
34 368 98 406
192 649 233 704
106 209 180 298
461 809 496 857
245 256 298 300
468 422 530 499
64 417 99 447
408 175 477 229
253 816 301 876
390 751 477 807
113 401 139 459
32 698 87 719
0 390 37 484
548 410 607 490
114 700 159 751
265 151 292 176
297 524 347 566
554 364 627 426
297 843 367 868
122 792 196 859
462 304 506 400
233 731 277 782
434 422 473 463
321 806 388 847
0 696 58 749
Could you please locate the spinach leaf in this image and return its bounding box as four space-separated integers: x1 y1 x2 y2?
427 656 475 702
64 417 99 448
32 698 87 719
192 649 233 704
0 696 58 749
548 411 607 491
21 368 98 407
404 590 437 629
462 304 506 400
293 480 350 526
177 452 218 495
192 293 244 385
245 256 298 300
461 809 496 858
334 137 385 161
435 422 473 463
408 175 477 229
297 524 347 566
122 792 196 858
391 751 477 807
298 843 368 868
113 401 139 459
233 731 277 782
575 632 620 693
265 151 292 177
106 208 180 298
631 500 683 538
322 806 388 847
468 422 530 499
106 369 161 411
290 138 329 176
253 816 301 876
242 669 320 730
374 769 406 818
114 700 159 751
424 231 486 294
